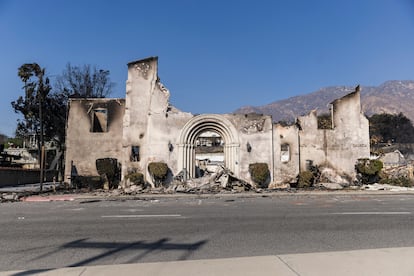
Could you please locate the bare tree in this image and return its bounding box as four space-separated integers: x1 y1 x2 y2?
55 63 114 99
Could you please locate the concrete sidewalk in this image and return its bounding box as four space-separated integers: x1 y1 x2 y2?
2 247 414 276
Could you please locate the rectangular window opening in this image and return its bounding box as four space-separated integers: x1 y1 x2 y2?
131 146 140 162
281 144 290 162
92 108 108 132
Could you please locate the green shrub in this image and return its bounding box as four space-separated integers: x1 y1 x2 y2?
148 162 169 186
355 159 383 175
355 159 383 184
249 163 270 188
380 176 414 187
125 172 145 185
96 158 120 189
297 170 314 188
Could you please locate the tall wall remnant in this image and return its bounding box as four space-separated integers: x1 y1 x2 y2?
64 57 370 187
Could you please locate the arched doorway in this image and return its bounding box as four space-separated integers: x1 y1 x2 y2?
195 130 224 177
178 114 240 179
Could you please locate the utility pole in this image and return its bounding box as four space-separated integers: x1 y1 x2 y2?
39 89 44 192
38 69 50 192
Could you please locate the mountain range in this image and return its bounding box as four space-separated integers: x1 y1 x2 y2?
234 80 414 123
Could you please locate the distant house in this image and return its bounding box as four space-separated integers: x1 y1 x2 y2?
64 57 370 187
380 150 407 166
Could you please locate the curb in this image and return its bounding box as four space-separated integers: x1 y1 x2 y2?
17 189 414 203
21 195 75 202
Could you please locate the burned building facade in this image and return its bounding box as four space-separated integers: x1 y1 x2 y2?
64 57 370 187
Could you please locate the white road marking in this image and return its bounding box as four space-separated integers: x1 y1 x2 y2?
123 209 144 212
331 212 411 215
101 214 182 218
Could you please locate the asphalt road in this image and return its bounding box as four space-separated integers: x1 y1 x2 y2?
1 193 414 271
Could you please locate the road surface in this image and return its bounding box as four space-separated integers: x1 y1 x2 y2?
1 193 414 271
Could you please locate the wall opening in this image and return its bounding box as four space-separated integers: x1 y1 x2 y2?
92 108 108 132
178 115 240 179
281 143 290 162
195 130 224 177
131 145 140 162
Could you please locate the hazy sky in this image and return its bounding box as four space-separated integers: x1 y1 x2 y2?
1 0 414 137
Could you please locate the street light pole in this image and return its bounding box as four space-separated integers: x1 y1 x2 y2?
38 69 49 193
39 93 44 192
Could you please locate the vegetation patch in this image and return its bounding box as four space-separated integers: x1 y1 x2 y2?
125 172 145 185
249 163 270 188
380 176 413 187
355 158 383 184
297 170 314 188
369 113 414 144
148 162 169 186
96 158 120 189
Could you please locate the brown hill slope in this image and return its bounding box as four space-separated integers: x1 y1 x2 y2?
234 80 414 123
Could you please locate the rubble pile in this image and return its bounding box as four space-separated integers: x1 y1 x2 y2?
121 166 254 195
315 167 352 190
318 167 351 186
1 192 20 202
362 183 414 191
381 164 413 180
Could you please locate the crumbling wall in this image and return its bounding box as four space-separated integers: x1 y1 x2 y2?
122 57 193 186
64 57 370 189
64 99 125 183
227 113 273 183
297 110 327 170
145 107 192 182
297 90 370 179
325 91 370 178
273 124 300 185
121 57 157 182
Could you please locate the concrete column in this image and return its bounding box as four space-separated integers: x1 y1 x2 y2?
188 144 195 178
224 143 239 177
177 144 185 173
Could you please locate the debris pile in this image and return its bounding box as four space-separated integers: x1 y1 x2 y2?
318 167 351 186
121 166 254 195
1 192 20 202
314 167 352 190
362 183 414 192
381 164 413 181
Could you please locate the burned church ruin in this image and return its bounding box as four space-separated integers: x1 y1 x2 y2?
64 57 370 188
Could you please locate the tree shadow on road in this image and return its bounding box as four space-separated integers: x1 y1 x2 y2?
64 237 208 267
12 237 208 275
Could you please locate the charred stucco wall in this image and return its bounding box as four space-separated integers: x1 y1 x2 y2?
121 57 157 178
297 91 369 178
297 110 328 170
144 109 192 179
273 124 300 185
122 57 193 182
64 99 125 181
229 113 273 182
326 91 370 177
64 56 369 187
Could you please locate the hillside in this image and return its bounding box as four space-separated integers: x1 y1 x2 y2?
234 81 414 123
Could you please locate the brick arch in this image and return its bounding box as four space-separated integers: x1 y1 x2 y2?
178 114 240 178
